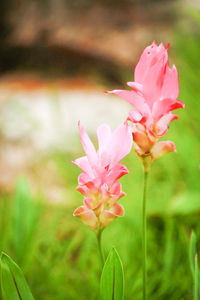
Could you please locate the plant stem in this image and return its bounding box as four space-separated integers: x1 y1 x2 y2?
97 230 104 268
142 171 148 300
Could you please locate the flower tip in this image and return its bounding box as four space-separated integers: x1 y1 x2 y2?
159 42 166 50
78 120 84 132
172 64 177 70
178 101 185 109
73 208 79 216
123 120 129 127
166 42 170 50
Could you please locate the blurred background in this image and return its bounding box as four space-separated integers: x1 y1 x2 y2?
0 0 200 299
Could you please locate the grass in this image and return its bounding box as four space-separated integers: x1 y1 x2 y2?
0 19 200 300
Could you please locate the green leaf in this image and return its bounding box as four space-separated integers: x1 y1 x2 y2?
189 231 197 276
194 254 199 300
100 248 124 300
1 253 35 300
13 175 38 262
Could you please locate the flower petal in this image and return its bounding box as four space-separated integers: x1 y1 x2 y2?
106 89 150 118
76 184 89 196
97 123 112 150
127 110 143 122
78 173 91 185
132 128 153 155
109 122 133 166
78 122 97 167
152 98 185 122
110 203 125 217
134 41 168 108
73 206 98 230
151 141 176 161
110 182 125 200
126 81 143 93
154 113 178 137
161 64 179 100
97 124 112 167
72 156 94 177
100 203 124 228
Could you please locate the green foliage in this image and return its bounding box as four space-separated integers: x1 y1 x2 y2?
0 253 35 300
13 176 39 263
189 232 199 300
100 248 124 300
0 11 200 300
194 255 199 300
189 232 197 276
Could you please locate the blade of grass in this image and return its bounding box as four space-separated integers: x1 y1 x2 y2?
100 248 124 300
1 253 35 300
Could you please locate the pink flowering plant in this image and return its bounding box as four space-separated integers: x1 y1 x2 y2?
73 121 132 264
73 41 185 300
107 41 184 171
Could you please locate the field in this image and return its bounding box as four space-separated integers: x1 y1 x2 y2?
0 14 200 300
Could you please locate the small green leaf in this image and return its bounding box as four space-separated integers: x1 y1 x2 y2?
100 248 124 300
189 231 197 276
194 254 199 300
13 175 37 262
1 253 35 300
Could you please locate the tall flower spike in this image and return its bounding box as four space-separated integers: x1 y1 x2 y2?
73 122 132 231
106 41 185 171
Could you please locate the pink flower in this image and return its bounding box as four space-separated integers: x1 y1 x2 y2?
106 41 185 168
73 121 132 231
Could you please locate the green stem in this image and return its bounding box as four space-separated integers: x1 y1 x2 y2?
142 171 148 300
97 230 104 268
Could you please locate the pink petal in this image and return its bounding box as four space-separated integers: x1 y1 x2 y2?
126 81 143 93
161 65 179 100
110 182 125 200
109 122 133 166
110 203 125 217
134 41 158 83
84 197 93 209
73 206 98 230
111 182 122 195
154 113 179 137
128 110 143 122
84 197 103 213
106 163 129 185
72 156 94 177
78 122 97 167
78 173 91 185
132 128 153 155
152 98 185 122
76 184 89 196
134 42 168 108
106 89 150 118
97 123 112 150
151 141 176 161
97 124 112 166
100 203 124 228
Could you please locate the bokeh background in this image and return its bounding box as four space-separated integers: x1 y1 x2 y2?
0 0 200 299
